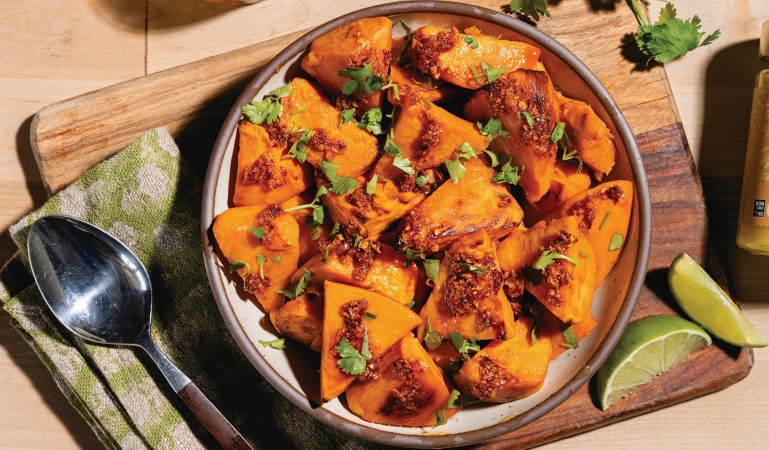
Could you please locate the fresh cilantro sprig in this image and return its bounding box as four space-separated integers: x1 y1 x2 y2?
433 389 461 427
631 0 720 64
561 325 579 349
242 84 293 125
336 334 373 375
423 259 441 283
256 253 267 279
357 108 384 135
509 0 551 22
492 158 524 185
470 62 505 84
339 63 386 96
424 315 444 350
287 127 312 163
477 118 509 142
259 338 286 350
445 143 478 184
228 259 249 274
449 333 481 355
250 226 265 240
532 250 580 271
551 122 583 173
320 160 359 195
283 186 327 228
277 269 312 300
385 132 416 175
459 262 489 275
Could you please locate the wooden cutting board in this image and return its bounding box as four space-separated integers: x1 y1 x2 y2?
29 1 752 448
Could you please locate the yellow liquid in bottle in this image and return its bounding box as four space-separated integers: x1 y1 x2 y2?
737 70 769 255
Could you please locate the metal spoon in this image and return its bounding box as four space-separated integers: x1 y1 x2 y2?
27 214 252 450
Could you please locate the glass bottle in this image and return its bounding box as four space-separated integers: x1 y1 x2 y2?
736 21 769 255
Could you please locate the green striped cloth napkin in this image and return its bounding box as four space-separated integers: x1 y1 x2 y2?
0 128 385 449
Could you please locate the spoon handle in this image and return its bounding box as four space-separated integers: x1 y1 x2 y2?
140 338 253 450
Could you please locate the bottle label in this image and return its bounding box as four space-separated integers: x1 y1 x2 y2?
739 85 769 227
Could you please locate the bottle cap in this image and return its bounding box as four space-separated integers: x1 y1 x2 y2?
761 20 769 62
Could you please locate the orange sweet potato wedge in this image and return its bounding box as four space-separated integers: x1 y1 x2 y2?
320 281 422 401
269 292 324 352
293 231 418 306
544 180 634 286
396 158 523 253
376 86 489 175
301 17 392 110
233 121 313 207
556 91 616 179
525 159 591 223
346 334 459 427
275 78 380 178
410 26 541 89
322 174 428 238
453 317 552 402
417 230 517 342
539 310 597 360
212 205 301 312
497 215 596 324
389 36 461 104
464 69 560 202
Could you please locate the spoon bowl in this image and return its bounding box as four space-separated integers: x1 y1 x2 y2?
27 215 252 450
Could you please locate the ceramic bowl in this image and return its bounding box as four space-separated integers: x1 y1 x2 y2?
202 2 651 447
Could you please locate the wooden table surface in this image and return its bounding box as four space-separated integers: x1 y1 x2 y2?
1 1 768 448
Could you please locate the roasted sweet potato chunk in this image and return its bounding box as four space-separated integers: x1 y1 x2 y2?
276 78 379 178
233 121 313 207
410 26 541 89
280 188 331 266
269 292 324 352
320 281 422 401
544 180 633 286
212 205 301 312
525 159 591 223
453 317 551 402
417 230 517 342
497 215 596 324
292 230 417 306
346 334 459 427
322 174 428 238
301 17 392 110
397 158 523 252
464 69 560 202
389 36 461 104
556 91 616 179
376 87 489 176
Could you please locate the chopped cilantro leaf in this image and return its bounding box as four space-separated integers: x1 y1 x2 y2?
449 333 481 354
336 334 372 375
277 269 312 300
397 20 414 67
509 0 551 22
480 61 504 83
250 226 265 240
228 259 249 274
259 338 286 350
393 155 415 175
273 255 282 263
599 211 612 230
609 233 624 251
483 150 500 167
432 389 461 427
363 311 378 322
241 83 293 125
339 63 386 96
424 259 441 283
492 161 523 185
256 253 267 279
533 250 580 271
477 118 509 143
445 143 478 184
520 110 535 129
287 128 312 163
340 108 356 126
424 315 444 350
415 174 429 187
320 160 359 195
459 262 489 274
366 174 379 195
463 35 479 49
357 108 384 135
560 325 579 349
550 121 565 143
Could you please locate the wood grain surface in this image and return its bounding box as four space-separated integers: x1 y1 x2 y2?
2 0 769 449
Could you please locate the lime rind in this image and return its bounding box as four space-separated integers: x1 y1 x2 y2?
597 315 711 410
669 252 767 348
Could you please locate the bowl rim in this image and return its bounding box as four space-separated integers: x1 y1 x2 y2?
201 1 652 447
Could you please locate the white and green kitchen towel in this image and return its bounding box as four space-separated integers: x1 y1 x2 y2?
0 128 386 449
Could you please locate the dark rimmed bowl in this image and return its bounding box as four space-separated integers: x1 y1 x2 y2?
202 2 651 447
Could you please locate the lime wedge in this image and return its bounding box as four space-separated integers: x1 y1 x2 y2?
596 314 711 410
669 252 767 348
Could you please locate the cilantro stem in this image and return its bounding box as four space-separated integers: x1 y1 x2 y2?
283 203 315 212
629 0 648 26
